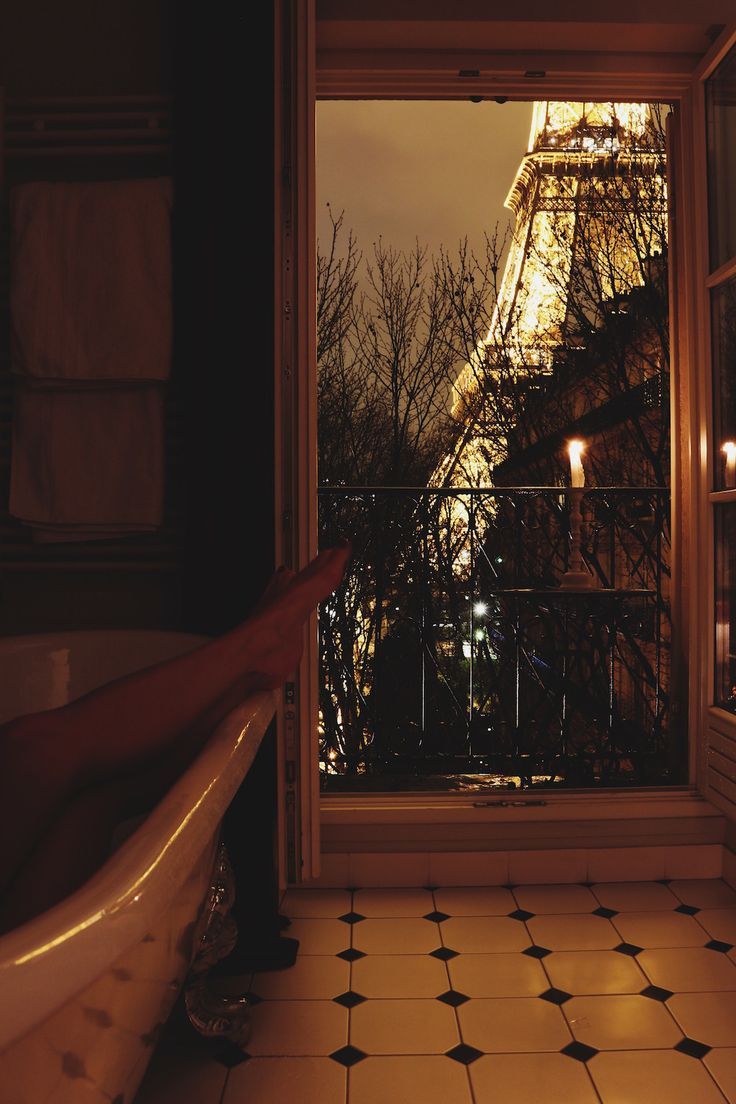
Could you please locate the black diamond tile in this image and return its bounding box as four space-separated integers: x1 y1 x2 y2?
592 906 618 918
509 909 535 922
346 887 361 894
656 878 672 885
675 903 701 916
675 1037 712 1060
705 939 734 954
330 1045 368 1067
333 990 367 1009
211 1041 250 1068
246 992 263 1006
561 1041 599 1063
640 985 673 1002
446 1043 484 1065
337 948 366 962
423 885 439 892
437 989 470 1007
614 942 643 957
338 912 366 925
539 987 572 1006
503 883 517 890
579 881 594 888
430 946 459 961
424 911 451 923
522 945 552 959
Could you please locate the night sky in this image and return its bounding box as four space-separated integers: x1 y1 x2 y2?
316 99 534 265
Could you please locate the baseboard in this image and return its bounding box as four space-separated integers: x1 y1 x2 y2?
304 842 725 888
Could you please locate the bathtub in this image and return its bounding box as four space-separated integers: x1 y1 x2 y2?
0 631 276 1104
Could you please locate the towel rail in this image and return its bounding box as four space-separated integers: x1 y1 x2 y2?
0 94 184 626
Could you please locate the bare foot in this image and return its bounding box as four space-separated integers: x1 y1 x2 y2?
235 543 351 688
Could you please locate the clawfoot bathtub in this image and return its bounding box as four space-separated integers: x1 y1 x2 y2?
0 631 276 1104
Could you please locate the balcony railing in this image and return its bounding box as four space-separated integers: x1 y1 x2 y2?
318 486 678 791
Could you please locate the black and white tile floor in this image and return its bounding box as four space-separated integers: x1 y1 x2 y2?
135 879 736 1104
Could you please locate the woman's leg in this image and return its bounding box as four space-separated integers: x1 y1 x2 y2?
0 544 350 896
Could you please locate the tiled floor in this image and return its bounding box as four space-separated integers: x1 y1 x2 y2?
135 878 736 1104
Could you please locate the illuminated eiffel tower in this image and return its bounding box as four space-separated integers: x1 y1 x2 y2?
436 100 666 489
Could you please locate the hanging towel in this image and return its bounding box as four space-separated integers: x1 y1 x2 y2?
9 385 165 538
10 178 172 382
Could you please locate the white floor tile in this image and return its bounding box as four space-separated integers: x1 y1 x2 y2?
591 882 680 912
668 879 736 909
434 886 515 915
246 1000 348 1056
353 888 434 917
224 1057 346 1104
439 916 530 953
696 909 736 945
470 1053 599 1103
544 950 648 996
513 884 598 914
638 947 736 992
704 1048 736 1104
286 918 350 955
350 998 459 1054
612 910 708 949
251 955 349 1000
448 952 547 997
668 991 736 1047
352 917 440 955
351 954 448 998
458 997 571 1052
564 994 681 1050
350 1056 473 1104
589 1049 728 1104
527 914 619 951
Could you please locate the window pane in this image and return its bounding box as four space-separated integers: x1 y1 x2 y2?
712 275 736 489
716 504 736 710
706 43 736 272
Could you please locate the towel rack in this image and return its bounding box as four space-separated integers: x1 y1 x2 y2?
0 94 184 628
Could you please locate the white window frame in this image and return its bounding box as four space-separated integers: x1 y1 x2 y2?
276 8 736 875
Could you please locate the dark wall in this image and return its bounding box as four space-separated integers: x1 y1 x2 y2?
174 6 275 633
0 1 172 96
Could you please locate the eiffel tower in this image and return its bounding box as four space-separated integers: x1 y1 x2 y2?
436 100 666 490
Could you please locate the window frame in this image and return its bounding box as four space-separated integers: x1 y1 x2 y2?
277 11 736 875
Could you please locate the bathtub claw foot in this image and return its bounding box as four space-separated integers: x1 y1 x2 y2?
184 845 250 1046
185 985 252 1047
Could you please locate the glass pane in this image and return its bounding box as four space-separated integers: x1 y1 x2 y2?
715 504 736 711
706 43 736 272
712 275 736 489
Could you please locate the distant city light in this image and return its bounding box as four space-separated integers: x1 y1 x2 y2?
473 602 488 616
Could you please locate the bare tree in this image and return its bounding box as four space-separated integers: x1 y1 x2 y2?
317 111 672 785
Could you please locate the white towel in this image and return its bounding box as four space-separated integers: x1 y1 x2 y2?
9 385 165 538
10 178 172 382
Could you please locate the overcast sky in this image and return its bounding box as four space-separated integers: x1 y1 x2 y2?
316 99 534 265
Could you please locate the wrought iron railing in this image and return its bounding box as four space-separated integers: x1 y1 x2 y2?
318 486 678 791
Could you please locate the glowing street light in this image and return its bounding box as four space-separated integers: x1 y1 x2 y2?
722 441 736 489
568 439 585 487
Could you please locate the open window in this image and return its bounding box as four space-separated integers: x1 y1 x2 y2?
275 3 736 882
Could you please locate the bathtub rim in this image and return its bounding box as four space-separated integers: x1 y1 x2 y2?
0 685 276 1052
